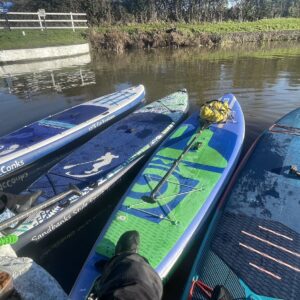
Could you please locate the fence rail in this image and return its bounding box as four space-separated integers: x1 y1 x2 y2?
0 11 88 31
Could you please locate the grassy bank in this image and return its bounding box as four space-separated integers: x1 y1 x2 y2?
0 30 87 50
90 18 300 53
96 18 300 34
1 19 299 52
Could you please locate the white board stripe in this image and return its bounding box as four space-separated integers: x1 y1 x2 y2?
259 226 293 241
242 230 300 258
249 262 282 280
239 242 300 273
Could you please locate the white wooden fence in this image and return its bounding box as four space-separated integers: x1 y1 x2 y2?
0 11 88 31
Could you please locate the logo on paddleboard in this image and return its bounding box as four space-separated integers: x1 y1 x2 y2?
0 160 25 177
64 152 119 178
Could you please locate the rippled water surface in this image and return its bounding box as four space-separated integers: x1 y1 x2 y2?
1 42 300 298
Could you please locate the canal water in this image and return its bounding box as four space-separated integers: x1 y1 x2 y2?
0 42 300 298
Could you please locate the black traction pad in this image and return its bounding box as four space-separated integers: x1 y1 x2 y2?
212 212 300 299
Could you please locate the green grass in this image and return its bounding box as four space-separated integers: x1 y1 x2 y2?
95 18 300 34
0 29 87 50
2 18 299 50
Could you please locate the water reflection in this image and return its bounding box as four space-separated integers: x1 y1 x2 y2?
90 42 300 149
0 53 96 99
91 42 300 106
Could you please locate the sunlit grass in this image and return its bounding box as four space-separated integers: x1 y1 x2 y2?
96 18 300 34
1 18 299 50
0 29 87 50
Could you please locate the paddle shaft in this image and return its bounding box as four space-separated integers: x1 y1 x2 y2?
150 122 209 200
0 185 81 231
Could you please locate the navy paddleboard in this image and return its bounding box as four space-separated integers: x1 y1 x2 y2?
0 90 189 250
184 108 300 300
0 85 145 178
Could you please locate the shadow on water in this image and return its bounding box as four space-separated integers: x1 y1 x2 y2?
1 41 300 298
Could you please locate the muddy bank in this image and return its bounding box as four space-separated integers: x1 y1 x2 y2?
89 29 300 53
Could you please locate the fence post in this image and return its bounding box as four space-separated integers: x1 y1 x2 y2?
37 11 43 31
70 12 75 32
4 14 11 30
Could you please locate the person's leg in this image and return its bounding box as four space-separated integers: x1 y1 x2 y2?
94 231 163 300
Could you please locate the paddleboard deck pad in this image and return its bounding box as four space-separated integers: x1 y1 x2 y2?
184 108 300 300
70 94 245 300
0 90 189 251
0 85 145 178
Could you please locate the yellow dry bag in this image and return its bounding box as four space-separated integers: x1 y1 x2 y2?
200 100 231 123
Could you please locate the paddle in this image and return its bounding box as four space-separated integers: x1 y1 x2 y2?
148 99 232 201
149 121 210 202
0 184 81 231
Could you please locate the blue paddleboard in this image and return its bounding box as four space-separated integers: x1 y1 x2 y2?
184 108 300 300
0 90 189 251
0 85 145 178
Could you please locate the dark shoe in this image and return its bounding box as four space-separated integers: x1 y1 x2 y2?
115 230 140 255
211 285 234 300
94 259 108 272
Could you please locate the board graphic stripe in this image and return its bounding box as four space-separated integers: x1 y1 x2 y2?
249 262 282 280
258 226 294 241
38 120 75 129
242 231 300 258
239 243 300 273
94 91 136 104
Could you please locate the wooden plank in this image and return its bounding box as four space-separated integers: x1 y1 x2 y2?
7 12 86 16
0 26 88 29
7 12 38 15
